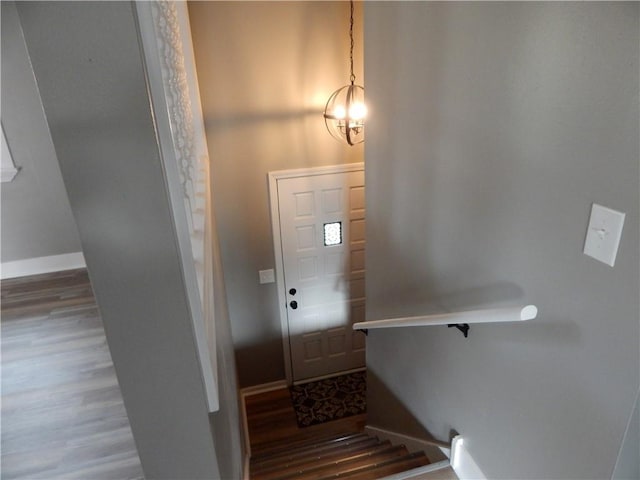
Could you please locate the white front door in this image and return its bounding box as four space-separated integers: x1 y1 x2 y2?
272 165 366 383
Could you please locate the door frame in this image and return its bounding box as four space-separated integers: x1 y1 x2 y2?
268 162 365 386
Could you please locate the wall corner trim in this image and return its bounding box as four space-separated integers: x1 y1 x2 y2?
1 252 86 279
1 124 20 183
1 166 20 183
450 436 486 480
242 453 250 480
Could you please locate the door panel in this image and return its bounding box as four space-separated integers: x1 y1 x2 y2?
277 169 365 382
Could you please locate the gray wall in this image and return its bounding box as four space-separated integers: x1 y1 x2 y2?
1 1 81 263
209 202 244 479
364 3 639 479
612 389 639 480
17 2 230 478
189 2 364 387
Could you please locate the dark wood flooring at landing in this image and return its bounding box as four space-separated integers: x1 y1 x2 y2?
1 269 144 480
245 386 367 456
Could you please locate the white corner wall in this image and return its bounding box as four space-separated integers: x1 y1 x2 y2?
16 2 226 477
1 1 82 266
364 3 639 479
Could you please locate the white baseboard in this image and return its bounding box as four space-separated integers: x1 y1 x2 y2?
450 436 486 480
292 367 366 386
379 460 452 480
1 252 86 279
240 379 287 397
365 425 450 462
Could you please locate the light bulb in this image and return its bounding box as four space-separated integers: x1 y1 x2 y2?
349 102 367 121
323 83 365 146
333 105 346 120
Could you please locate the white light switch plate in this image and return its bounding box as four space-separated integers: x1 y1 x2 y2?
259 269 275 284
583 203 625 267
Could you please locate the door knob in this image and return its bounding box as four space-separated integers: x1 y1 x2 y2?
289 288 297 296
289 300 298 309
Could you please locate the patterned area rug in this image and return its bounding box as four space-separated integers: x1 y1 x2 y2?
290 371 366 428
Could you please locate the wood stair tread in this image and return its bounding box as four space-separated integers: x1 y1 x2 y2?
245 387 440 480
266 444 409 480
249 429 439 480
251 437 384 476
329 451 431 480
251 432 369 461
252 439 389 479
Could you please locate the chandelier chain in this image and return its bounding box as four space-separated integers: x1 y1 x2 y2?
349 0 355 84
323 0 364 146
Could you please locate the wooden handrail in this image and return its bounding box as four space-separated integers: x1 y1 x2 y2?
353 305 537 337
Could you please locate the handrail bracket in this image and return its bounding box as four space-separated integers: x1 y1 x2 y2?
448 323 470 338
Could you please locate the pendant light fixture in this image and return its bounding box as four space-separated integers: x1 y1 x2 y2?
323 0 366 146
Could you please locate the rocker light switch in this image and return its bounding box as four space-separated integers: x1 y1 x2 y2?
583 204 625 267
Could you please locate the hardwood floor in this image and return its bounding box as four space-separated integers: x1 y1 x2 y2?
1 269 144 479
245 386 367 456
245 389 448 479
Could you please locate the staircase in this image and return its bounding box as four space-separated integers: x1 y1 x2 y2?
249 431 433 480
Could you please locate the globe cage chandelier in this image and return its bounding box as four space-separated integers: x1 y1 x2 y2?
323 0 366 146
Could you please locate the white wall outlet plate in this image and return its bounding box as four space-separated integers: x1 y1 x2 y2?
259 269 275 284
583 203 625 267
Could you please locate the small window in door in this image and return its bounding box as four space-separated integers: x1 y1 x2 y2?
323 222 342 246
